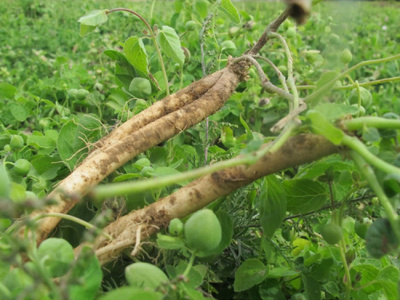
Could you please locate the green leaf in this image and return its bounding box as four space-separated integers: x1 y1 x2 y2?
302 274 321 300
234 259 268 292
195 0 209 19
57 114 101 169
284 179 328 214
158 26 185 65
10 103 29 122
104 49 137 78
37 238 75 278
307 110 344 145
259 176 286 238
315 71 339 90
365 218 398 259
79 24 97 37
124 37 149 74
313 103 359 121
78 10 108 26
0 83 17 99
156 233 186 250
68 247 102 300
219 0 241 24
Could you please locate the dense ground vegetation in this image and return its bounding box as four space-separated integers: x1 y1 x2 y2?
1 0 400 299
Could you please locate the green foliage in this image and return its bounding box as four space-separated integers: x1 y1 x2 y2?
1 0 400 298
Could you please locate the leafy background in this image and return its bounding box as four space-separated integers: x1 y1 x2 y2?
0 0 400 299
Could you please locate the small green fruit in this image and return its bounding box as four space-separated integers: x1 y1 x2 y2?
184 209 222 256
229 26 240 37
14 159 31 176
321 224 343 245
76 89 89 100
185 20 196 31
125 262 168 289
10 135 24 149
349 87 372 108
286 27 296 39
67 88 79 98
221 40 236 56
129 78 152 99
169 218 184 236
174 63 181 72
340 49 353 64
351 104 366 116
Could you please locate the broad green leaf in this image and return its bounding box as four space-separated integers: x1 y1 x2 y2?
195 0 209 19
351 264 380 294
259 176 286 238
315 71 339 90
99 287 163 300
10 103 29 122
296 155 353 180
362 127 380 142
68 247 102 300
104 49 137 77
168 261 203 289
79 24 97 37
158 26 185 65
313 103 358 121
365 218 398 259
57 114 101 169
0 163 11 198
124 37 149 74
234 259 268 292
284 179 328 214
307 110 344 145
78 10 108 26
0 83 17 99
302 274 322 300
219 0 241 24
37 238 75 278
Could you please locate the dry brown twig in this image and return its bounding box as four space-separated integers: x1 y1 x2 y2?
18 5 334 264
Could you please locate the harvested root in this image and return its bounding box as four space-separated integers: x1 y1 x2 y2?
20 65 244 243
86 134 337 265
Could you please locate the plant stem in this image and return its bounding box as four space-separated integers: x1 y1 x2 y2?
351 151 400 241
107 8 170 95
342 135 400 176
183 251 196 277
25 213 112 239
305 54 400 104
339 238 352 295
343 117 400 131
268 32 299 111
296 76 400 90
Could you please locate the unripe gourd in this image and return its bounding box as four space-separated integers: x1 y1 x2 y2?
340 49 352 64
321 224 343 245
184 209 222 256
169 218 184 236
129 77 152 99
185 21 196 31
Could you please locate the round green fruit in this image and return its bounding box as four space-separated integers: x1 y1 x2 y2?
129 78 152 99
10 135 24 149
221 40 237 56
185 21 196 31
169 218 184 236
125 262 168 289
340 49 353 64
229 26 240 37
184 209 222 255
321 224 343 245
67 88 79 98
286 27 296 39
14 159 31 176
76 89 89 100
349 87 372 108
